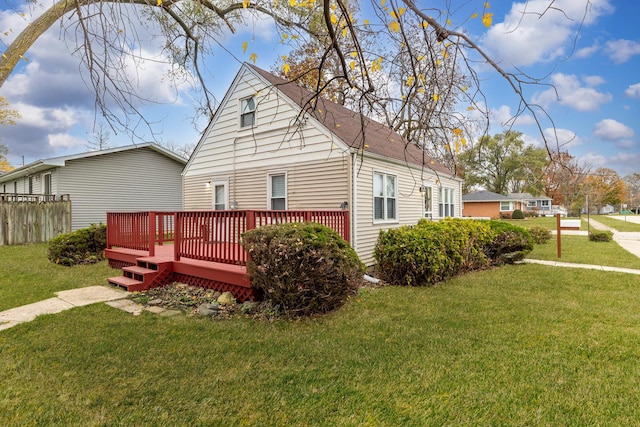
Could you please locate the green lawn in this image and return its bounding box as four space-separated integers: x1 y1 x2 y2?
587 215 640 232
502 216 585 230
0 244 115 311
2 264 640 425
527 235 640 269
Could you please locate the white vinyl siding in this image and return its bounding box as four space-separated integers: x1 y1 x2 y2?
55 147 184 230
184 158 348 211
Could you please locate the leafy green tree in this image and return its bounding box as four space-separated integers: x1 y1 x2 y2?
459 131 546 195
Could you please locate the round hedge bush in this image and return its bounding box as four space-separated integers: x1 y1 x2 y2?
511 209 525 219
47 223 107 266
242 222 365 317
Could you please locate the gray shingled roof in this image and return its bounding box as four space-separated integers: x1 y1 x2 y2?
462 190 514 202
248 64 454 175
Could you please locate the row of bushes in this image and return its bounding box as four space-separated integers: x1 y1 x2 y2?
374 218 534 286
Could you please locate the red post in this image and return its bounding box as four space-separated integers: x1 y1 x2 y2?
344 210 350 243
556 213 561 258
174 213 182 261
246 210 256 231
149 211 156 257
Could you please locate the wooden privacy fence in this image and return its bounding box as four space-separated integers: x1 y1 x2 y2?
0 194 71 245
107 209 350 265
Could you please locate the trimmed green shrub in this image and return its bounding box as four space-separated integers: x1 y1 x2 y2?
529 226 552 244
484 221 534 264
374 218 494 286
589 231 613 242
242 222 364 317
47 224 107 266
511 209 525 219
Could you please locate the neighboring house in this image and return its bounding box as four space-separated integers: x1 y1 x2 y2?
462 190 526 218
182 63 463 265
510 192 553 213
0 143 186 230
600 204 615 215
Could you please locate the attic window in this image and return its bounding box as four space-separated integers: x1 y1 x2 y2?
240 96 256 128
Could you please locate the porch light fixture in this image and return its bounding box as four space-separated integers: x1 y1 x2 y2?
340 201 348 210
205 181 211 189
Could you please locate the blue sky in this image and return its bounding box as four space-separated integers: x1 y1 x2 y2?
0 0 638 177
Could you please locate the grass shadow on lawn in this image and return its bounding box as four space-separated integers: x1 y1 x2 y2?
2 264 640 425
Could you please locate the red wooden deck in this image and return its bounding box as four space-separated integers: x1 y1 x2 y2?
106 244 254 301
105 210 350 302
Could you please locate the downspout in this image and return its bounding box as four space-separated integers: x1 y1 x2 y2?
351 151 358 252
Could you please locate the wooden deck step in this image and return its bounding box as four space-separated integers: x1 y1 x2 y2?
122 265 157 281
107 276 146 292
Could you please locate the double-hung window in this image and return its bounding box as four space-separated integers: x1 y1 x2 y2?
240 96 256 128
269 173 286 210
43 173 52 195
212 181 227 211
373 172 397 221
500 201 511 211
439 187 455 217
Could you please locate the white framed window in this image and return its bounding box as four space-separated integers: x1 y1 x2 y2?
240 96 256 128
373 171 397 221
43 173 52 195
439 187 455 218
422 186 433 218
211 180 228 211
541 200 550 208
269 173 286 210
28 176 34 194
500 201 511 211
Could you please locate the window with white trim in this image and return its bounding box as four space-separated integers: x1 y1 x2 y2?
423 186 433 218
240 96 256 128
373 172 397 221
43 173 52 195
500 201 511 211
212 181 228 211
269 173 286 210
438 187 455 217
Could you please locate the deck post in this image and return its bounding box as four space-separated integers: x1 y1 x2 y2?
343 210 350 243
149 211 156 257
246 210 256 231
174 212 182 261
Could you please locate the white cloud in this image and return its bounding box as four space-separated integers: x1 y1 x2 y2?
594 119 634 141
583 75 606 87
543 128 582 149
490 105 535 127
575 44 600 59
481 0 614 67
48 133 86 149
604 39 640 64
579 151 607 169
625 83 640 99
531 73 612 111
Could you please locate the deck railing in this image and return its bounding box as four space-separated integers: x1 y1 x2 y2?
107 210 349 265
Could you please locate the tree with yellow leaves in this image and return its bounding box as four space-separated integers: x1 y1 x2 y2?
0 1 593 168
0 96 19 173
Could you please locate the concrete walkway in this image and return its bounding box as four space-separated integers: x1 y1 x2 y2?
0 286 129 332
